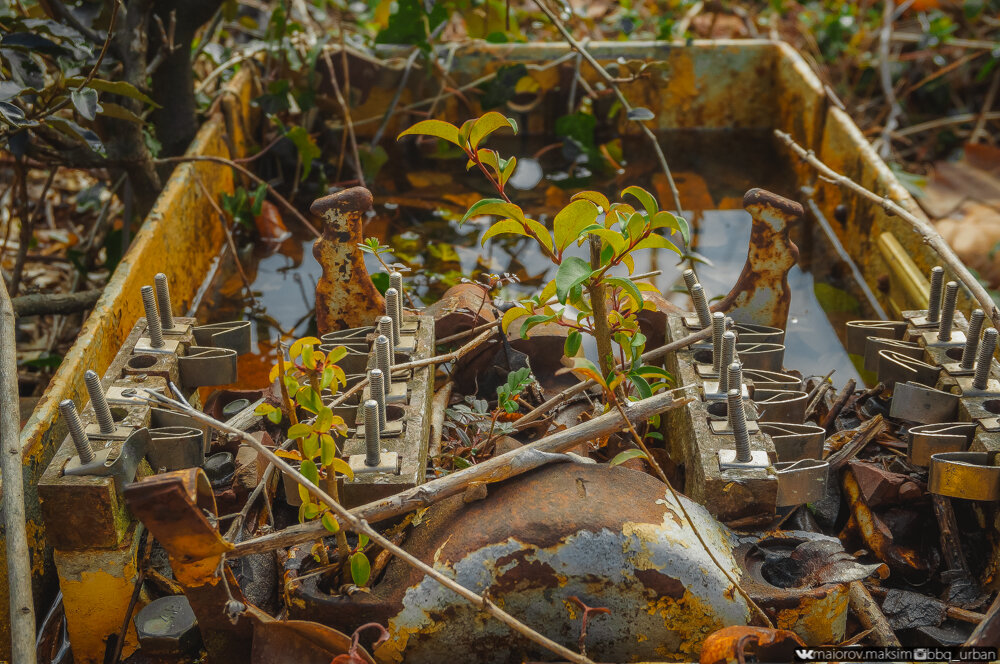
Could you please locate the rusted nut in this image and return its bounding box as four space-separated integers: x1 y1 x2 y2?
134 595 202 656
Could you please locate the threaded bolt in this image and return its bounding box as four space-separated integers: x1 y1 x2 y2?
727 361 743 393
141 285 164 348
363 399 381 466
59 399 95 464
973 328 998 391
84 370 114 435
683 270 712 329
369 369 387 434
154 273 174 330
927 266 944 324
717 331 736 394
375 335 392 394
727 389 751 463
390 272 403 299
378 317 394 363
711 312 726 374
385 288 401 347
937 281 959 342
961 309 986 370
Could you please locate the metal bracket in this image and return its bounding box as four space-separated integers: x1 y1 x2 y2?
942 361 975 377
877 350 941 388
363 381 407 404
193 321 252 355
354 420 404 438
107 385 161 405
64 428 150 492
864 337 922 373
753 390 809 425
709 419 760 434
177 346 238 388
148 426 205 472
889 381 959 424
759 422 825 462
135 338 181 355
920 329 967 348
732 323 785 345
955 375 1000 398
980 417 1000 432
348 451 400 475
162 322 194 337
846 320 907 355
718 448 770 470
929 451 1000 501
735 342 785 372
743 369 801 391
702 382 749 401
85 422 133 441
775 459 829 506
908 422 978 467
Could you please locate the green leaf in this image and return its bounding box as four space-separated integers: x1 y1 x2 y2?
287 422 313 439
633 233 681 255
328 457 355 481
285 125 321 180
375 0 447 49
321 435 337 466
350 552 371 586
481 219 530 245
70 87 99 121
97 101 143 124
564 330 582 357
67 77 159 107
629 372 653 399
555 256 593 304
571 191 610 211
553 200 600 253
651 211 690 246
321 512 340 533
301 459 319 486
609 449 648 466
295 386 323 413
303 433 319 459
359 533 370 548
519 313 556 339
469 112 517 150
606 276 643 311
462 198 526 225
584 227 627 257
47 117 105 156
315 406 333 433
621 185 659 217
397 119 460 146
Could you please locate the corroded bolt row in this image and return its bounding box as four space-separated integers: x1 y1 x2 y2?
363 399 381 467
141 285 164 348
717 331 736 394
711 312 726 374
59 399 94 464
927 266 944 324
369 368 387 434
385 288 401 346
973 328 998 391
375 335 392 394
683 269 712 329
84 370 114 434
727 389 751 463
154 272 174 330
961 309 986 370
937 281 959 342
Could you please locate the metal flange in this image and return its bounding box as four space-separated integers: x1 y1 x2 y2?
929 451 1000 501
64 427 150 492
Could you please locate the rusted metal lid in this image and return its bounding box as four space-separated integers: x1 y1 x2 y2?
743 188 804 218
310 187 373 216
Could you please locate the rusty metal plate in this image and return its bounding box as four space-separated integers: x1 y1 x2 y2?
929 451 1000 501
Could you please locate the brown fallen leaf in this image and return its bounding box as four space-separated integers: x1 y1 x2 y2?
699 625 804 664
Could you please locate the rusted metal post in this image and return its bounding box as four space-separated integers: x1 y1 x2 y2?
0 277 37 664
311 187 385 335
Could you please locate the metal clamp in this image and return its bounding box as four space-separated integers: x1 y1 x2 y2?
743 369 801 392
877 350 941 388
863 337 922 373
759 422 825 462
348 451 400 475
775 459 829 506
929 451 1000 501
735 342 785 372
846 320 907 356
731 323 785 345
64 427 150 492
148 426 205 472
908 422 978 467
753 390 809 424
718 448 769 470
193 321 252 355
889 381 959 424
178 346 238 388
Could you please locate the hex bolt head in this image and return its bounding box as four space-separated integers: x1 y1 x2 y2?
363 399 381 466
973 328 998 391
154 272 174 330
727 389 751 463
718 331 737 394
711 312 726 374
961 309 986 370
84 370 115 434
369 369 387 434
927 266 944 324
141 285 164 348
59 399 94 464
375 335 392 394
385 288 401 347
937 281 959 342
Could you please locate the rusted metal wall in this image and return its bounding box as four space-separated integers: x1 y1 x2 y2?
5 68 259 659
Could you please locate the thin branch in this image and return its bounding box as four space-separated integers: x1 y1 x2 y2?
141 390 596 664
775 129 1000 332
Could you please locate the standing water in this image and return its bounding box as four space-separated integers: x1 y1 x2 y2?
192 129 867 388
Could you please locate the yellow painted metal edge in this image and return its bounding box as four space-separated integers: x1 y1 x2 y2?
0 65 259 658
